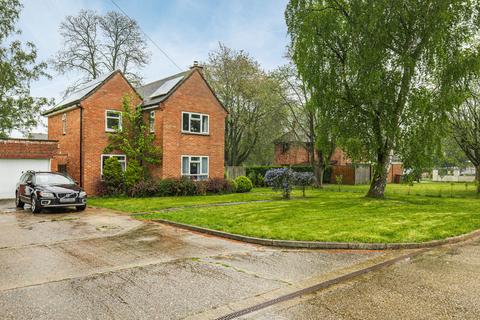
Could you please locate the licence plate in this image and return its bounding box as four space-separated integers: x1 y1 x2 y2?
59 198 76 203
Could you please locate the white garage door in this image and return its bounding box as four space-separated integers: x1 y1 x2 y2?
0 159 50 199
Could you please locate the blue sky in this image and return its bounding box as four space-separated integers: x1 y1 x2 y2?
17 0 290 121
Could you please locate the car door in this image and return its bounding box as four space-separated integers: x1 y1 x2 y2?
17 173 28 201
19 173 33 202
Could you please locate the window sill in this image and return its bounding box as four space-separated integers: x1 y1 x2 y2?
181 131 210 136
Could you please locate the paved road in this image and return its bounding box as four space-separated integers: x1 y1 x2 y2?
244 238 480 320
0 201 387 320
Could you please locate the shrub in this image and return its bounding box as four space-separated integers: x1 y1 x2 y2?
234 176 253 193
157 178 177 196
175 177 197 196
245 165 330 187
195 180 208 195
129 180 159 197
293 171 314 197
102 157 124 195
124 160 143 192
264 168 295 199
227 179 237 193
206 178 230 194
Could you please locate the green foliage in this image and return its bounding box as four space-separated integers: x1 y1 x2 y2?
227 179 237 193
335 175 343 192
234 176 253 193
246 165 330 187
157 179 178 197
124 160 143 192
102 157 124 195
285 0 480 197
128 180 159 197
105 95 162 176
204 43 287 165
0 0 52 137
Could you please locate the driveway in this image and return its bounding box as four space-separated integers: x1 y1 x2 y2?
0 200 395 320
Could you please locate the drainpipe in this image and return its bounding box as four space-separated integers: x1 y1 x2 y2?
79 106 84 187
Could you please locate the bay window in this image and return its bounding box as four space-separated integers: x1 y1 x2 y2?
181 155 208 180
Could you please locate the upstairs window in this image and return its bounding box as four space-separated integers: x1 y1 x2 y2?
181 155 208 180
105 110 122 132
149 111 155 133
182 112 209 134
62 113 67 135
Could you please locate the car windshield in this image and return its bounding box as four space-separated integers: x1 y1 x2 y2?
35 173 74 185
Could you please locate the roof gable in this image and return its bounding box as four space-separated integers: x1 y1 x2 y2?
43 70 141 116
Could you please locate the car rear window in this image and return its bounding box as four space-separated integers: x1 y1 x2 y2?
35 173 74 185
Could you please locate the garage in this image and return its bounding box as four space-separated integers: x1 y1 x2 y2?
0 139 58 199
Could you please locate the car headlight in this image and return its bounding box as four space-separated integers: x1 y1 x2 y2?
38 191 55 198
79 191 87 198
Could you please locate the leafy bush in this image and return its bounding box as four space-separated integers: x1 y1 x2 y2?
264 168 295 199
124 160 143 191
246 165 330 187
102 157 124 195
227 179 237 193
129 179 159 197
157 178 177 196
206 178 231 194
195 180 208 195
175 177 197 196
293 171 314 197
234 176 253 193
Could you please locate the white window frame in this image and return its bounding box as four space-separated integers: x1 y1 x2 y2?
100 154 127 176
62 113 67 135
105 110 122 132
181 112 209 134
149 110 155 133
181 155 209 180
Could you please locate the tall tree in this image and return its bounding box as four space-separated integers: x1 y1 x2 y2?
274 63 336 187
286 0 479 198
204 44 285 166
0 0 51 137
53 10 150 92
450 88 480 193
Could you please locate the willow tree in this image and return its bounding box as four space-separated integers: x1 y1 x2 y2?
286 0 479 198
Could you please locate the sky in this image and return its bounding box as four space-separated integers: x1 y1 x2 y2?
13 0 290 136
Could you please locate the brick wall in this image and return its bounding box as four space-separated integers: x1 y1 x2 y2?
387 163 403 183
81 72 141 195
155 70 227 179
48 108 82 181
274 144 349 166
0 139 58 159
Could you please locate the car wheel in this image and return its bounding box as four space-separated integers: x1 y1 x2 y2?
15 192 24 208
76 205 86 212
31 196 42 214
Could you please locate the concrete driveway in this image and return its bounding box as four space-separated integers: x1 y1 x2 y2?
0 200 395 320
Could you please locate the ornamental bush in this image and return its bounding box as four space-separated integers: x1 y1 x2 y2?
227 178 237 193
124 159 143 192
157 178 177 196
102 157 124 195
234 176 253 193
206 178 231 194
293 171 314 197
129 179 159 197
264 168 295 199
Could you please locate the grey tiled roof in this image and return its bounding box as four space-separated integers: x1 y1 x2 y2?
136 70 191 108
43 70 120 115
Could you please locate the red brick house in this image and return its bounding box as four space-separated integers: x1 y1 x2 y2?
43 64 227 195
273 133 403 184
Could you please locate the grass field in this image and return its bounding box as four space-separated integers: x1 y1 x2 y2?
91 182 480 243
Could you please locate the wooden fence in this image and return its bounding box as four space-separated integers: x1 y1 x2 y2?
330 164 371 185
225 166 246 179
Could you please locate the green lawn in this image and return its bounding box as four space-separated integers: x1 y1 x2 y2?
91 183 480 243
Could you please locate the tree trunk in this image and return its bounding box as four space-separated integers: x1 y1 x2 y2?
476 165 480 194
312 161 325 188
366 151 390 198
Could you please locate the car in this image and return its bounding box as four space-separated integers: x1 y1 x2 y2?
15 171 87 213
